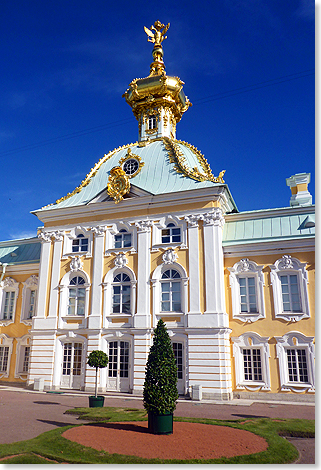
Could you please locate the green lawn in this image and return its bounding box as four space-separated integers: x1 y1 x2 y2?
0 406 314 464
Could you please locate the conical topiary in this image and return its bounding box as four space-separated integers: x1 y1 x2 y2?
143 319 178 415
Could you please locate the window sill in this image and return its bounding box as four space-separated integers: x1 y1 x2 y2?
237 382 270 391
62 251 92 259
233 312 265 323
105 247 136 256
0 319 14 326
281 383 314 393
151 243 187 253
275 312 309 322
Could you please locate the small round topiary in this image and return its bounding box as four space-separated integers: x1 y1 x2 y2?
87 350 109 398
143 319 178 415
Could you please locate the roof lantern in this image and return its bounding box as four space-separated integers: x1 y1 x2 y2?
122 20 192 142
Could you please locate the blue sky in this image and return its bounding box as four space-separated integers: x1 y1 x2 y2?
1 0 315 241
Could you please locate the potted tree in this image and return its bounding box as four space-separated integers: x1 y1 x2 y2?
143 319 178 434
87 350 109 408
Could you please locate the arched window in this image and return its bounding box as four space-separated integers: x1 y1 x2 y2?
68 276 85 316
162 223 181 244
161 269 181 312
114 229 132 249
112 273 131 314
72 234 89 253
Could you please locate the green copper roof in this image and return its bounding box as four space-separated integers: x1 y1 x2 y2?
223 207 315 245
0 238 40 265
36 139 226 211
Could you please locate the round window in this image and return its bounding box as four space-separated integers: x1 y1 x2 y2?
123 158 139 176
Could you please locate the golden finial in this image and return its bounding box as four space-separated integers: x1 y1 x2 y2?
144 20 170 76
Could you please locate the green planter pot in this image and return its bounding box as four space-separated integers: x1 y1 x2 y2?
88 396 105 408
148 412 173 434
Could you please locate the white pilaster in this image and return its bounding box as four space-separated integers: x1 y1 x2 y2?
184 215 202 315
47 232 63 322
88 226 106 329
202 209 228 327
34 232 52 322
134 220 152 328
132 331 151 394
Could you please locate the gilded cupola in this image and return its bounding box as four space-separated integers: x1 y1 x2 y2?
122 21 192 142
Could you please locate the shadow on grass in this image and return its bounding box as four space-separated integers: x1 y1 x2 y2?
86 422 149 434
37 419 79 427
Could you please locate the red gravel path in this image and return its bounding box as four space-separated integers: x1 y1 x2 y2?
63 421 268 461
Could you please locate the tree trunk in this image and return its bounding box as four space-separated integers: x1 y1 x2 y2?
95 367 98 398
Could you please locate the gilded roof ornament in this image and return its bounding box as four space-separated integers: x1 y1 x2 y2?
144 20 170 76
107 167 130 204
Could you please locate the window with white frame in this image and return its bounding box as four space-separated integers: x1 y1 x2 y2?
231 332 271 391
68 276 86 316
105 222 136 255
114 229 132 249
102 264 137 324
148 115 157 130
0 334 13 378
72 234 89 253
228 259 265 323
15 335 31 378
151 259 188 327
63 227 93 258
275 332 315 393
270 255 310 322
152 216 187 250
112 273 131 314
162 223 181 244
58 270 90 323
161 269 181 312
0 277 19 324
21 275 38 323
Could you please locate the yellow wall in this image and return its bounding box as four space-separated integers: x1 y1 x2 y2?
224 250 315 394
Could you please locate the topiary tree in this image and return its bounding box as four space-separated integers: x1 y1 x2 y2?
143 319 178 415
87 350 109 398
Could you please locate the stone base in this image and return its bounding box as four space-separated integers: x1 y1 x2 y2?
233 391 315 403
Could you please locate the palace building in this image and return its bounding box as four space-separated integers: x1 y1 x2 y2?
0 21 315 401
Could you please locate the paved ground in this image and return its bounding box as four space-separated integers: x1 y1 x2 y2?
0 385 315 464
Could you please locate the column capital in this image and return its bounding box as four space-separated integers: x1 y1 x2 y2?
51 231 64 242
91 225 107 237
38 231 52 243
202 209 225 227
184 214 202 227
135 219 153 233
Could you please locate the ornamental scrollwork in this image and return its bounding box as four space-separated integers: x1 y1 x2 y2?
162 248 178 265
135 220 153 232
107 167 130 204
70 256 83 272
114 253 128 268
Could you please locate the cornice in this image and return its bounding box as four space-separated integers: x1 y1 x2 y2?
3 263 39 274
225 204 315 222
33 186 235 224
223 238 315 257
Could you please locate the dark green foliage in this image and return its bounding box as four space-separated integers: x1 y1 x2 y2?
87 350 109 398
143 319 178 414
87 350 109 369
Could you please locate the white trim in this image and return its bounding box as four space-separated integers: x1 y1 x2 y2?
151 214 187 252
101 332 133 392
21 275 38 325
102 265 137 328
58 269 91 328
231 332 271 391
151 261 188 328
228 259 265 323
270 255 310 322
0 333 14 378
0 277 20 326
105 221 137 256
275 332 315 393
14 334 31 379
53 333 87 390
62 226 93 259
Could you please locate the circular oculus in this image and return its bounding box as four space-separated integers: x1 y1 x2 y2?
123 158 139 176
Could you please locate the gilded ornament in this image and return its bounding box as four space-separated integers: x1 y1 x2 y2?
107 166 130 204
118 148 144 178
